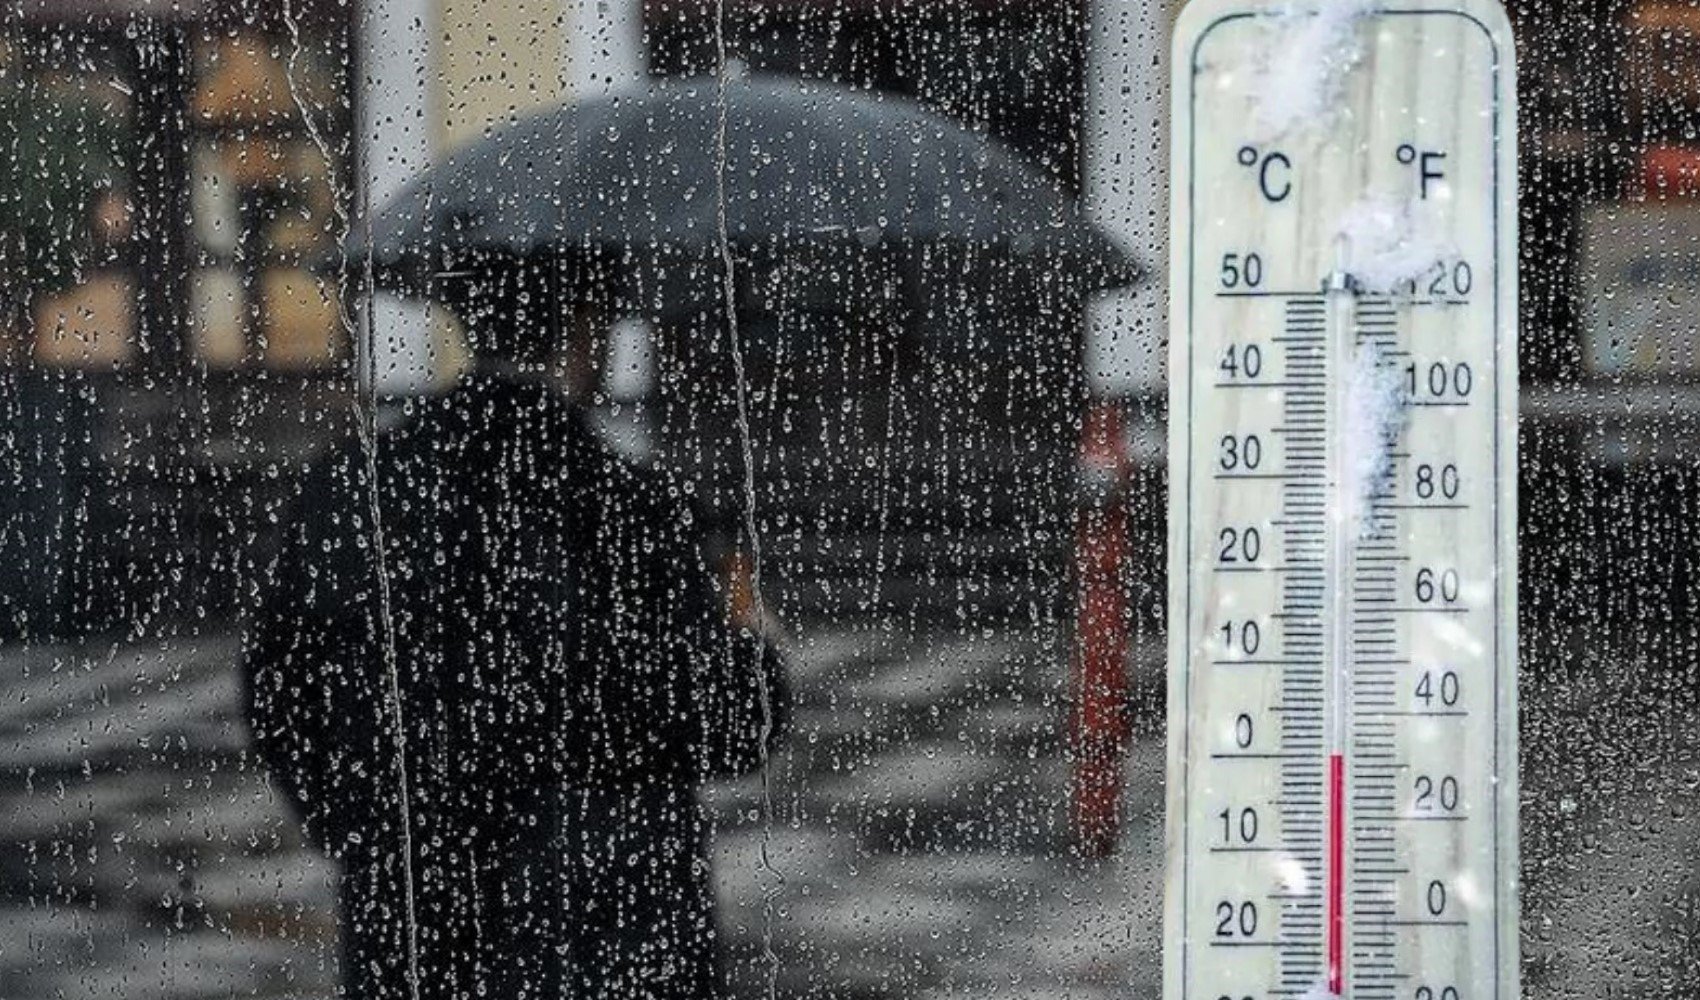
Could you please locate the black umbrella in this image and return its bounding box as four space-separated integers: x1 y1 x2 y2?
353 75 1139 294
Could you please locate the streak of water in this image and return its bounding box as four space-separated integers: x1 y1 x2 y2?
711 6 783 999
280 8 421 1000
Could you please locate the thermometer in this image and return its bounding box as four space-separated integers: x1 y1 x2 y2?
1164 3 1517 999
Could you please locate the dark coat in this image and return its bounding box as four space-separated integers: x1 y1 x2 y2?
244 375 786 1000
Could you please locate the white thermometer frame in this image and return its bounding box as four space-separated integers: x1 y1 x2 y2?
1163 2 1518 998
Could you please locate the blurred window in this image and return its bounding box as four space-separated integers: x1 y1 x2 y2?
5 13 352 376
188 25 351 372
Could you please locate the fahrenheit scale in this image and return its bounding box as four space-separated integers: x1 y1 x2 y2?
1165 2 1517 999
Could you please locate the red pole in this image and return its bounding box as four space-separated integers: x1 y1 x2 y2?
1068 397 1133 858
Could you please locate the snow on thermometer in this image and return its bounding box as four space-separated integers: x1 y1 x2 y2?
1164 2 1518 999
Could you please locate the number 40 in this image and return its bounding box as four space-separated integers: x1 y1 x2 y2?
1220 343 1263 380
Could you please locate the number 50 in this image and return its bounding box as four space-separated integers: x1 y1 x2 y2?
1220 252 1264 289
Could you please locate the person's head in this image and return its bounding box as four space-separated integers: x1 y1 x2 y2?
436 251 613 399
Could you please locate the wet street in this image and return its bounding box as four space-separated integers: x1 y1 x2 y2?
0 636 338 999
0 618 1164 1000
709 624 1165 1000
0 612 1695 998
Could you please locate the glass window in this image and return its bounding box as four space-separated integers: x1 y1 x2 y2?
3 1 1698 997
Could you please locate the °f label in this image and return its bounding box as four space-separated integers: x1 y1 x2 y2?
1164 3 1518 1000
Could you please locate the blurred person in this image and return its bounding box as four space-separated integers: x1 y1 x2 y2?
244 255 787 1000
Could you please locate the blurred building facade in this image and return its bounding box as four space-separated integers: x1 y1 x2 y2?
2 0 1117 638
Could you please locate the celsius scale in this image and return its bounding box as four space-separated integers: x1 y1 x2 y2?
1164 2 1517 999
